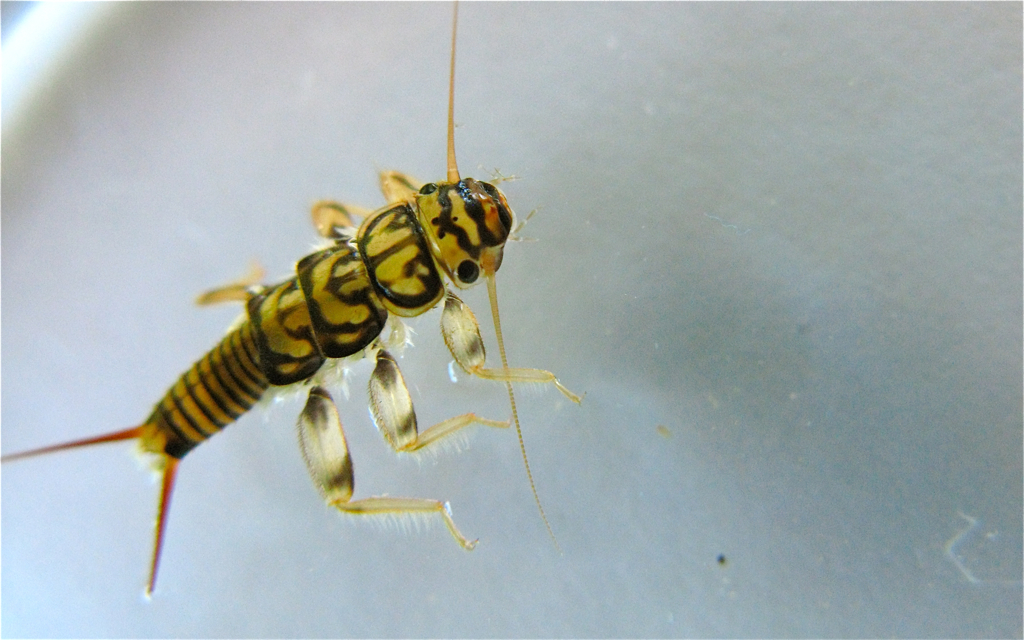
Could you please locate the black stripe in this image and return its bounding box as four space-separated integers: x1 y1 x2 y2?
195 357 245 419
440 185 481 257
181 369 227 431
480 181 513 235
156 401 201 448
360 208 442 310
214 340 255 401
168 383 215 438
228 330 267 393
238 325 262 368
205 349 253 412
460 182 506 246
221 337 264 401
368 230 420 264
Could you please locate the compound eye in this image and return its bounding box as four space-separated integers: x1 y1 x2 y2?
456 260 479 284
419 183 438 195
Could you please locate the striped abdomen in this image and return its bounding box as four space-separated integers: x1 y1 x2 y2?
148 321 269 458
150 203 448 458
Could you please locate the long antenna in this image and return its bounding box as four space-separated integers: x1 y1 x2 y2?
446 2 461 183
453 1 557 550
487 275 560 552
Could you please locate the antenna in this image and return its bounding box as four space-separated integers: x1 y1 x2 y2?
446 2 460 183
486 274 561 551
451 1 559 549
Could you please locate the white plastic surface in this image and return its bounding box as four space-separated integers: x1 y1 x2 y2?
2 3 1021 637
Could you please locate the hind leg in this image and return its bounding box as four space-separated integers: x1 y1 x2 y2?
194 263 266 305
296 386 482 549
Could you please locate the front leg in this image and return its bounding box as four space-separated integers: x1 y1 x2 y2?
440 292 583 403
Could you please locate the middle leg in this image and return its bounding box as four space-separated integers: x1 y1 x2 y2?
367 350 509 454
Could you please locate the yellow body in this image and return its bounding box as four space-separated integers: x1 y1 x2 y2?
2 4 581 597
142 322 268 459
145 173 516 461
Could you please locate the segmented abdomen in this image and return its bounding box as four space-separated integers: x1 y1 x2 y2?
150 204 446 457
148 321 269 458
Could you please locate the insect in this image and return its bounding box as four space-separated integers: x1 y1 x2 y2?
1 4 581 596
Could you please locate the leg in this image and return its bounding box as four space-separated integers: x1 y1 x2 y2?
379 170 423 205
195 262 266 305
367 350 509 453
334 497 476 550
296 386 484 550
486 168 520 185
510 207 539 243
311 200 370 239
440 291 583 403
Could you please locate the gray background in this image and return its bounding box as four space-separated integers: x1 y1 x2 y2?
2 2 1021 637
